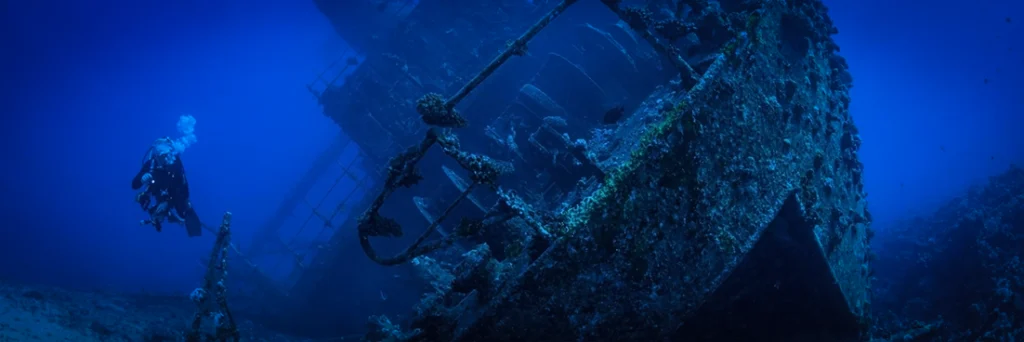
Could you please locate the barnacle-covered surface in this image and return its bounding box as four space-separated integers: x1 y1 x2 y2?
380 0 873 341
871 165 1024 341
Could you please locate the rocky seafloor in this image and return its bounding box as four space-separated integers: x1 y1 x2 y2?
871 165 1024 341
0 282 311 342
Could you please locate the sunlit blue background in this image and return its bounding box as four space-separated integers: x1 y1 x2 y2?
1 0 1021 304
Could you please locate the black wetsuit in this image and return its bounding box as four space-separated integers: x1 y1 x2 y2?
132 153 201 236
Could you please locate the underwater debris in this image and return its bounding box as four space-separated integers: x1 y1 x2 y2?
352 0 576 268
186 212 240 342
416 93 467 128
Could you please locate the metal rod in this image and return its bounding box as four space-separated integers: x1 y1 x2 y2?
356 1 578 266
360 183 477 266
444 0 579 109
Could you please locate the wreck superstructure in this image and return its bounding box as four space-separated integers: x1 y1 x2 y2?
239 0 873 340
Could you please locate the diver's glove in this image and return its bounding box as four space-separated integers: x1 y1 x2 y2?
135 192 151 210
141 173 153 184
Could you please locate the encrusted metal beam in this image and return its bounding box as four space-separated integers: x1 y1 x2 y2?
600 0 697 82
444 0 580 110
186 212 240 342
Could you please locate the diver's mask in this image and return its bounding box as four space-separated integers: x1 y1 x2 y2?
146 137 177 167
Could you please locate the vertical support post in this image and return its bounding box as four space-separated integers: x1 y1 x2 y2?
186 212 240 342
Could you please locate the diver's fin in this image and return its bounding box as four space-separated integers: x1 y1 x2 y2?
184 208 202 237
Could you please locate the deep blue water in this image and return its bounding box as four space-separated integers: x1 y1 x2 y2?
1 0 1021 334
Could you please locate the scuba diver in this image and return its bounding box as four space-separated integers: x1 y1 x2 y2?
131 137 203 237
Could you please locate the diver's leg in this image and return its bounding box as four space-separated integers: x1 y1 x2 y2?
182 202 202 237
167 209 184 223
146 202 169 232
172 199 203 237
171 198 189 221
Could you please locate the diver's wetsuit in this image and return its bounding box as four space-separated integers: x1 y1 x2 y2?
132 146 201 236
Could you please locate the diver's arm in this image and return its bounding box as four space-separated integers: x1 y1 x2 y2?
132 147 157 190
131 162 150 190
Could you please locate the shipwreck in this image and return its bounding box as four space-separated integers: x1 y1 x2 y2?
226 0 873 340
